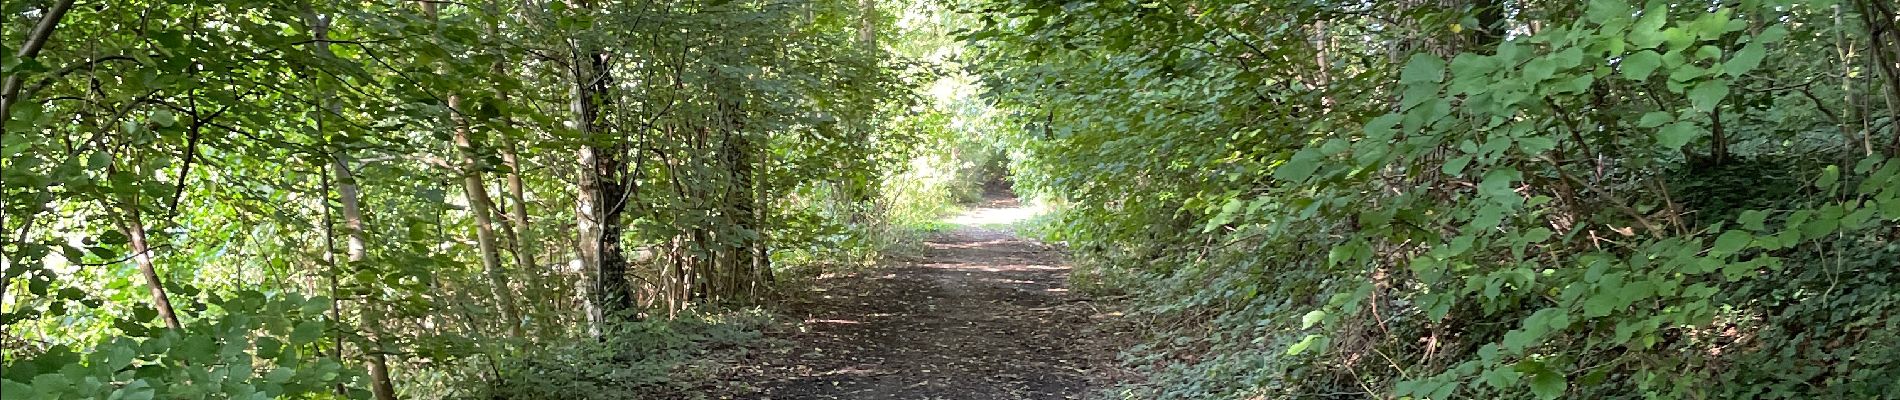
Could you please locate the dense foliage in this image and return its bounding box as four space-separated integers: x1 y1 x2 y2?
2 0 940 398
15 0 1900 398
963 0 1900 398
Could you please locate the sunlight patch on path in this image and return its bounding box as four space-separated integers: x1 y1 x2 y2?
944 202 1040 227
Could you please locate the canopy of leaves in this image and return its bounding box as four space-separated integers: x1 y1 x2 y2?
3 0 933 397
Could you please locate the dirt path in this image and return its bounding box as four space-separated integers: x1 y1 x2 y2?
732 197 1132 399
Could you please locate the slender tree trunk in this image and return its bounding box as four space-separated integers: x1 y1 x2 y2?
1313 20 1335 112
1837 4 1870 157
1852 0 1900 154
317 162 348 396
120 207 182 330
333 156 397 400
497 82 543 335
305 9 397 399
423 0 521 336
744 131 767 293
501 140 537 295
828 0 879 222
450 95 523 337
857 0 878 46
489 19 541 331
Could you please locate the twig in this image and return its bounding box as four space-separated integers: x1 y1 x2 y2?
1540 155 1663 235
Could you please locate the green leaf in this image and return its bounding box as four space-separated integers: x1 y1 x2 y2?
300 296 331 315
265 367 296 384
1586 0 1631 23
1688 80 1730 112
1442 155 1473 175
1817 165 1841 190
109 380 155 400
1656 122 1698 149
1523 227 1554 243
1482 366 1522 389
1738 210 1769 231
2 380 33 400
1723 258 1761 279
151 110 177 127
1637 111 1673 128
1620 50 1662 81
1205 199 1243 231
1726 42 1766 76
290 321 324 344
1523 58 1556 82
1542 308 1572 330
1287 334 1324 355
255 336 285 359
1842 206 1875 229
1668 63 1709 83
1402 54 1447 84
1275 149 1322 182
1583 291 1619 317
1364 114 1402 141
1694 45 1723 61
1629 4 1669 49
1759 24 1790 43
1663 27 1696 50
1712 230 1752 254
101 340 138 370
1530 370 1567 399
88 152 113 169
1553 74 1594 94
152 31 186 50
1301 309 1327 329
1518 136 1557 153
30 374 68 396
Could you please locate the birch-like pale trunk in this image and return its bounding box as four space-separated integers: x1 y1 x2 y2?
305 9 397 399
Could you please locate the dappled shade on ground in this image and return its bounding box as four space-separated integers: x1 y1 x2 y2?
729 197 1133 399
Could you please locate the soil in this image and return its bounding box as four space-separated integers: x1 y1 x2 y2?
726 196 1135 399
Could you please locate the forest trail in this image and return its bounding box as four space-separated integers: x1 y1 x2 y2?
733 195 1133 399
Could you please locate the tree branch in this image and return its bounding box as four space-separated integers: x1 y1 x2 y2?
0 0 79 123
20 55 141 101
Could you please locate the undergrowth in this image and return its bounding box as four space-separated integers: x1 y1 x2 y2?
478 309 773 400
963 0 1900 398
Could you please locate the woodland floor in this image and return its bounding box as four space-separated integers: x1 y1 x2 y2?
724 195 1137 399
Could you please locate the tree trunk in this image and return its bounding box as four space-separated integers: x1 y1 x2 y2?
424 0 521 336
1852 0 1900 154
720 94 766 302
571 17 632 327
857 0 878 46
497 83 544 335
333 156 398 400
488 19 542 331
306 9 397 399
120 207 182 330
450 96 523 337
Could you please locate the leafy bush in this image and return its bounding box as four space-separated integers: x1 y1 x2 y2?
961 0 1900 398
3 292 354 399
481 309 770 400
